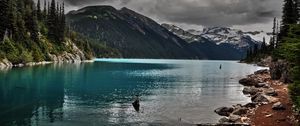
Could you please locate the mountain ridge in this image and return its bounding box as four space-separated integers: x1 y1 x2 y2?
67 6 261 60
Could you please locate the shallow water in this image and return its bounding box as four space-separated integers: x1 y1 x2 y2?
0 59 265 125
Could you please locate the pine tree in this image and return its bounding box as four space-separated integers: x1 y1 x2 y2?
43 0 47 20
261 37 267 53
59 2 65 42
30 4 39 42
295 0 300 22
47 0 56 42
0 0 9 41
269 37 274 51
272 18 277 47
37 0 42 21
7 0 18 39
280 0 298 39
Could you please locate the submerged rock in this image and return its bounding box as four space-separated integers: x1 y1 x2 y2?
214 107 234 116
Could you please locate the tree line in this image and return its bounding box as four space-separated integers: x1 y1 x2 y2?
245 0 300 111
0 0 65 43
244 0 299 62
0 0 67 63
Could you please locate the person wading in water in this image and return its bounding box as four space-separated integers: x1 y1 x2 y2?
132 95 140 112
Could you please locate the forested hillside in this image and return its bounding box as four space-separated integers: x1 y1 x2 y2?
0 0 119 65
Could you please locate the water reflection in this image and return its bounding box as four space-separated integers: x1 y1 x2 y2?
0 60 264 126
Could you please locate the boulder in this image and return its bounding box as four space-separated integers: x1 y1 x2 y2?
254 69 269 75
264 88 278 96
214 107 234 116
232 107 248 116
243 103 256 108
243 87 261 95
219 117 230 123
228 114 241 122
255 83 269 88
239 78 258 86
272 102 286 110
251 93 270 103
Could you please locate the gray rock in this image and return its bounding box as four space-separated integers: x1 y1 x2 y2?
239 78 259 86
243 87 261 95
0 59 13 69
243 103 256 108
232 107 248 116
255 83 269 88
228 115 241 122
264 88 278 96
272 102 286 110
251 93 270 103
219 117 230 123
214 107 234 116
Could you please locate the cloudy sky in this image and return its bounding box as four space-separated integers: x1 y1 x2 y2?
54 0 283 32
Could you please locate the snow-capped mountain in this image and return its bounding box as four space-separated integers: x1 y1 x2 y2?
201 27 261 49
162 24 265 50
162 23 269 60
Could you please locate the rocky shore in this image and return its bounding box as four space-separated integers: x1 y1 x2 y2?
213 69 297 126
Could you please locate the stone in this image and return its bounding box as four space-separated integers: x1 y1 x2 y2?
255 83 268 88
228 114 241 122
214 107 234 116
219 117 230 123
272 102 286 110
243 103 256 108
232 107 248 116
254 69 269 75
264 88 278 96
251 93 270 103
239 78 259 86
265 114 273 118
243 87 261 95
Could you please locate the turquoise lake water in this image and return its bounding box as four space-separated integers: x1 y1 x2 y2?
0 59 264 126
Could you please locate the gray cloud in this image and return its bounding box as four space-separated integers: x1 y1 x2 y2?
60 0 283 30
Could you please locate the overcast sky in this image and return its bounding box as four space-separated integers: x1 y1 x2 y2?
52 0 283 32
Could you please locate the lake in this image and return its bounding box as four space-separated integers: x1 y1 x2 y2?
0 59 264 126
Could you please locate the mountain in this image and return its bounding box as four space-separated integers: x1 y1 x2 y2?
66 6 200 59
201 27 262 49
162 24 263 60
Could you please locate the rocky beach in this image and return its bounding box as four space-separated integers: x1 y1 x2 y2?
213 68 298 126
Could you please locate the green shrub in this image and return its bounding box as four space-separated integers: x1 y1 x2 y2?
19 50 33 63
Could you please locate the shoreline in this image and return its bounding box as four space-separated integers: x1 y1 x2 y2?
0 59 95 70
213 68 297 126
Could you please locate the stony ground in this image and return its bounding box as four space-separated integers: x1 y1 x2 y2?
248 73 296 126
213 69 298 126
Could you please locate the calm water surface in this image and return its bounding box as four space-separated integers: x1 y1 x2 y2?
0 59 265 126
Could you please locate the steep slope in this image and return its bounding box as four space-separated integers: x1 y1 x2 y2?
66 6 199 59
